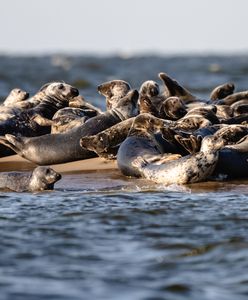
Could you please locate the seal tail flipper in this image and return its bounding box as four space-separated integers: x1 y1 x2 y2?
0 135 21 154
225 134 248 152
158 72 196 102
4 134 25 154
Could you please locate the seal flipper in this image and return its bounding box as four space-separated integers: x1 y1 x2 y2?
159 72 196 102
1 134 24 155
31 114 54 127
175 134 202 154
225 134 248 152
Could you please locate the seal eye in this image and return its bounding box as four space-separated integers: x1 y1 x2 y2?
58 84 64 90
45 169 51 175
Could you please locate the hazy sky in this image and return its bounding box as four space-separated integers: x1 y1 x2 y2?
0 0 247 55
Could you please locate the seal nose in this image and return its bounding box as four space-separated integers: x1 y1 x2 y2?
24 92 29 100
55 173 62 181
97 85 102 92
71 88 79 97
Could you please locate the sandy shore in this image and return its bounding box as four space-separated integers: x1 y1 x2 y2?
0 154 117 173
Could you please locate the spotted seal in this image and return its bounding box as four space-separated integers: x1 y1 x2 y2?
98 79 131 110
0 90 139 165
129 135 224 185
0 166 61 192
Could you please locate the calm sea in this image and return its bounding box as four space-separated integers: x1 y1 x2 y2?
0 54 248 300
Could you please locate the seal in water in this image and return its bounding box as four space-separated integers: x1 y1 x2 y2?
130 135 224 185
98 79 131 110
0 90 139 165
0 166 61 192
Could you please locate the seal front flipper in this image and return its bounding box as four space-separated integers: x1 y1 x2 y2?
158 72 196 102
31 114 54 127
175 134 202 154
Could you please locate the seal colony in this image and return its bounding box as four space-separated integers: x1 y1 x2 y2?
0 71 248 192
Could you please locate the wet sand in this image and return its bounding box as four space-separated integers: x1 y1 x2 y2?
0 155 248 193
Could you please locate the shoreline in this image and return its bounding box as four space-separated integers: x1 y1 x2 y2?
0 155 117 173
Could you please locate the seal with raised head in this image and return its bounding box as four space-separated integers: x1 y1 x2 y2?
0 82 79 157
0 90 139 165
0 82 79 138
3 88 29 107
98 79 131 110
0 88 30 122
0 166 61 192
130 135 224 185
210 82 235 101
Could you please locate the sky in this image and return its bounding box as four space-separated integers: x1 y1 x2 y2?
0 0 247 55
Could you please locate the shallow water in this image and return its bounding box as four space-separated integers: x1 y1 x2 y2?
0 54 248 299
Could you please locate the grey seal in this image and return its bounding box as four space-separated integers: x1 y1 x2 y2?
3 88 29 107
98 79 131 110
210 82 235 101
0 82 79 138
130 135 224 185
32 107 98 134
0 90 139 165
0 166 61 192
117 113 180 177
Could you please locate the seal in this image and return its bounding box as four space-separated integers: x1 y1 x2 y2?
80 114 177 159
97 79 131 110
159 96 187 120
0 88 30 122
0 90 139 165
0 82 79 138
117 113 181 177
32 107 98 134
0 166 61 192
130 135 224 185
3 88 29 107
210 82 235 101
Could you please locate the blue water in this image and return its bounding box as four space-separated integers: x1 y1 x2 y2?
0 54 248 300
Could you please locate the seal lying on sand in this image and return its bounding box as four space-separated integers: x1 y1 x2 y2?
0 88 30 122
0 166 61 192
3 88 29 107
32 107 99 134
0 82 79 138
0 90 139 165
130 135 224 185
